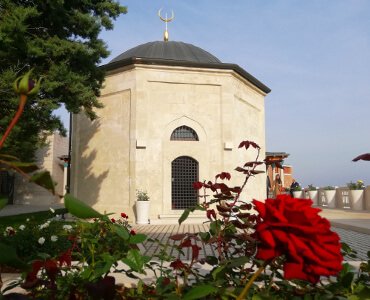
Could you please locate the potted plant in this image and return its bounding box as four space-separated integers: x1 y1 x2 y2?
307 184 318 205
135 189 150 224
347 180 365 211
292 185 303 198
323 186 336 208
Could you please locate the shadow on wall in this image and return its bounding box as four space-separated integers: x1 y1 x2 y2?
72 117 109 208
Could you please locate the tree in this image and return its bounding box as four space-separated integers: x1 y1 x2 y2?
0 0 127 161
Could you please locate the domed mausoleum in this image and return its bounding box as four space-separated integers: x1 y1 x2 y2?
70 39 270 223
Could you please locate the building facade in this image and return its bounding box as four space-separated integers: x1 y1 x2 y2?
71 41 270 223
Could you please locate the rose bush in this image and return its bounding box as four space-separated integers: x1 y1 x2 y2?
0 75 369 298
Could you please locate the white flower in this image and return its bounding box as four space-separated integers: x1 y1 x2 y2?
26 218 30 222
19 225 25 230
5 226 14 232
38 237 45 245
39 222 50 230
49 207 55 213
51 235 58 242
63 224 73 232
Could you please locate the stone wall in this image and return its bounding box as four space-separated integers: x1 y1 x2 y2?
13 133 67 205
71 64 267 223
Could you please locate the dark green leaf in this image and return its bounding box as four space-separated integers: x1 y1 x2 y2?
199 231 210 242
178 208 191 225
227 256 250 268
0 242 28 270
0 196 8 210
341 272 354 288
122 249 144 273
30 171 55 194
205 255 218 266
112 224 130 240
64 193 103 219
182 284 217 300
129 233 147 244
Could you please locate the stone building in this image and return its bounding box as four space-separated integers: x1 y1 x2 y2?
70 40 271 223
12 132 67 205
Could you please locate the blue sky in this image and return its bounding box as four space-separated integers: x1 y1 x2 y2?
57 0 370 187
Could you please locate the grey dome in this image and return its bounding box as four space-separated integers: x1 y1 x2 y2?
110 41 221 64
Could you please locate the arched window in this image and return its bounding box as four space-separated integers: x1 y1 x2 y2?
170 126 199 141
171 156 199 209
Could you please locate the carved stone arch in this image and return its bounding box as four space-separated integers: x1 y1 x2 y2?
163 116 207 143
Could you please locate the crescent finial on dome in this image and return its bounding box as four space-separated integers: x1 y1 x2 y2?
158 8 175 41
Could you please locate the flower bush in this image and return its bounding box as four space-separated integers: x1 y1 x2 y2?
347 180 365 190
1 75 369 298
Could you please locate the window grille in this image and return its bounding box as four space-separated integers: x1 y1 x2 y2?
170 126 199 141
171 156 198 209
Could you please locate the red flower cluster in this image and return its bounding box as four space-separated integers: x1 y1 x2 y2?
253 195 343 283
121 212 128 219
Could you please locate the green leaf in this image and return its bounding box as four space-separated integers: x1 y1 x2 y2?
199 231 210 242
0 242 28 270
64 193 103 219
129 233 147 244
182 284 217 300
227 256 250 269
341 272 354 289
212 265 226 280
179 208 191 225
30 171 55 194
205 255 218 266
0 196 8 210
122 249 144 273
112 224 130 240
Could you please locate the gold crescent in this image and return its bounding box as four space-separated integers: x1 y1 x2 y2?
158 8 174 22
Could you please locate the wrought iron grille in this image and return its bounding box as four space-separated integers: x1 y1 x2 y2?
171 156 198 209
0 171 15 204
170 126 199 141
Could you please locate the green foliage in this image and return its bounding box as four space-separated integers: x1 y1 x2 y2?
136 189 150 201
64 193 103 219
0 0 127 160
347 180 365 190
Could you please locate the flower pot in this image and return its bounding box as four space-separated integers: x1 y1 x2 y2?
136 201 150 224
308 190 318 205
349 190 364 211
292 191 303 198
324 190 336 208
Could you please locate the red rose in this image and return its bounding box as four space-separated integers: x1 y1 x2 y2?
111 218 116 223
130 229 136 235
253 195 343 283
121 212 128 219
